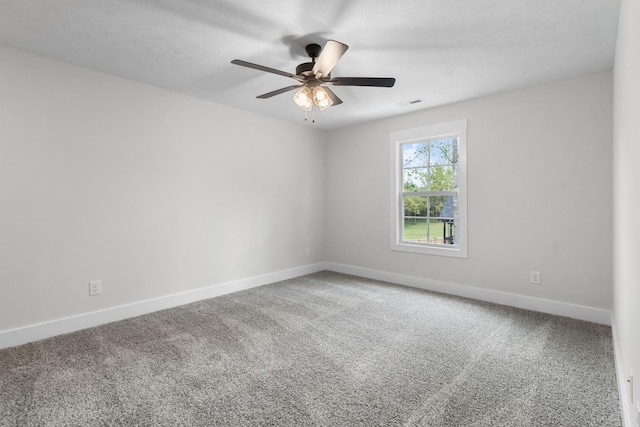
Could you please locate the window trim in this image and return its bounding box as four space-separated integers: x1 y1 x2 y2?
389 119 468 258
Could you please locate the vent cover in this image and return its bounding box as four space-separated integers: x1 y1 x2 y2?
395 98 424 107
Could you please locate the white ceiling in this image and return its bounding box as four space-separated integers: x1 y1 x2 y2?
0 0 620 131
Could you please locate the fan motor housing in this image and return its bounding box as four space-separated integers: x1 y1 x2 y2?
296 62 314 76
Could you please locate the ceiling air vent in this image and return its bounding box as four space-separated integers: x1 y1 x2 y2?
395 98 424 107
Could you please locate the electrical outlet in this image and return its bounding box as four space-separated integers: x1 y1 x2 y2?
305 248 311 257
530 271 541 285
89 280 101 296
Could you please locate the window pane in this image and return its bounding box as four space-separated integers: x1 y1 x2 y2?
429 165 456 191
403 218 457 245
429 218 456 245
402 142 428 168
403 168 428 191
430 138 457 166
429 195 457 219
403 218 428 242
403 195 428 217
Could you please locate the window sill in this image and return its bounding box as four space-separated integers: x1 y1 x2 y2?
391 241 468 258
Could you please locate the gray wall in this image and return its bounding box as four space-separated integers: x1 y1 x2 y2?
325 71 613 310
613 0 640 423
0 45 326 331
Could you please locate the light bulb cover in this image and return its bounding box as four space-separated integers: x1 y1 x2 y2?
293 87 313 111
313 86 333 111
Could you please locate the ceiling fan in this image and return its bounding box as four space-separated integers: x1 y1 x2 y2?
231 40 395 112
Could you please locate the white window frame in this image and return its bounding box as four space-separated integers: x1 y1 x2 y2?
389 119 468 258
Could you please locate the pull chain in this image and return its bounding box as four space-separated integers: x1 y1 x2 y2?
302 107 317 124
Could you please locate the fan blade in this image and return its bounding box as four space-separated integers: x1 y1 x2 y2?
323 87 343 106
312 40 349 78
231 59 303 81
327 77 396 87
256 85 302 99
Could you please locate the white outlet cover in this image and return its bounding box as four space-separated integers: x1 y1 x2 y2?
89 280 101 296
530 271 541 284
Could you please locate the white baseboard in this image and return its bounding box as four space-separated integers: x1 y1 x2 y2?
1 262 613 350
324 262 612 325
612 316 634 427
0 263 326 350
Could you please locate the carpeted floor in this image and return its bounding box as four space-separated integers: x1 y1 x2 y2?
0 271 621 426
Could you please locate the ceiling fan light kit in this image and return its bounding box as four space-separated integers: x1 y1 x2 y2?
231 39 396 120
294 82 333 111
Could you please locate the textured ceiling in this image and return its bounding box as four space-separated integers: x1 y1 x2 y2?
0 0 620 131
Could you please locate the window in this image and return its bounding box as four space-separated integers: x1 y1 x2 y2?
390 119 467 258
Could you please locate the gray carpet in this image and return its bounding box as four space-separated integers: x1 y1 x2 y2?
0 271 621 426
